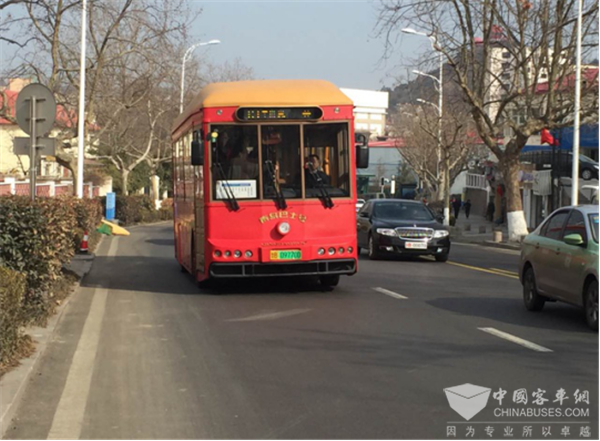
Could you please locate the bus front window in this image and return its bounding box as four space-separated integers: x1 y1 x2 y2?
303 123 350 198
211 125 259 200
261 125 302 199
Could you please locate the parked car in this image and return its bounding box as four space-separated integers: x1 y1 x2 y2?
356 198 366 213
520 150 599 180
519 205 599 330
356 199 450 261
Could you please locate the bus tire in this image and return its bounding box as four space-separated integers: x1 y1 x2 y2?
320 274 340 288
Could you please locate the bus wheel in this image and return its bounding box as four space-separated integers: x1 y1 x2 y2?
320 274 340 288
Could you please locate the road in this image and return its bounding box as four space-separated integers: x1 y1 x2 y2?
4 222 598 439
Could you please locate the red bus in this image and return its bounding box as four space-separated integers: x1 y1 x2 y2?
171 79 368 288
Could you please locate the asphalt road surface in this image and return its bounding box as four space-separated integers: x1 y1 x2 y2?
4 222 598 439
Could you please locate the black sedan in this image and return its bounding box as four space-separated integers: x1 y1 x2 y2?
357 199 451 261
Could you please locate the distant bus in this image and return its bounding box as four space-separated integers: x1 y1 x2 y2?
171 80 369 289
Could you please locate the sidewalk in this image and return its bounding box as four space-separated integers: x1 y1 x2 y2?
451 213 520 251
0 253 97 438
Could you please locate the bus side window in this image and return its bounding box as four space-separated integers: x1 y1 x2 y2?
191 130 204 166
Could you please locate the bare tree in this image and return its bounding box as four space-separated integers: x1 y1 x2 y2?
2 0 199 193
391 103 484 202
377 0 599 240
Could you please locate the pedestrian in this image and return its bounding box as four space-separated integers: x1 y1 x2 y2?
452 197 461 219
486 199 495 222
464 199 472 219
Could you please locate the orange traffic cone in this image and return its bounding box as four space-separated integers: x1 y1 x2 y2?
80 231 89 253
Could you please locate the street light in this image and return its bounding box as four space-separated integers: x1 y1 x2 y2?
180 39 221 113
571 0 583 205
76 0 88 199
403 28 449 225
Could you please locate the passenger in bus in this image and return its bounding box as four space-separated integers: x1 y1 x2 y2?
305 154 330 186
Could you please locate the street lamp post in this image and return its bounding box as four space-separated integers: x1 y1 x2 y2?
571 0 583 205
76 0 88 199
180 39 221 113
402 28 449 225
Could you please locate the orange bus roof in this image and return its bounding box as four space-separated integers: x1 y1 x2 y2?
193 79 352 108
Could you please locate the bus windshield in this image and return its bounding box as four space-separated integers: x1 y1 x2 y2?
210 122 350 201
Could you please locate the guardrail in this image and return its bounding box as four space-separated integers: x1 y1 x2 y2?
465 173 488 190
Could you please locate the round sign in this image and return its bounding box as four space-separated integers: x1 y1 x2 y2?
15 83 57 136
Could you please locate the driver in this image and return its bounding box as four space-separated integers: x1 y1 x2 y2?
305 154 330 186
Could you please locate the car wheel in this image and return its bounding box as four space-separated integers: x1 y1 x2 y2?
584 280 598 331
320 274 340 288
523 267 545 311
435 252 449 262
581 168 593 180
368 235 379 260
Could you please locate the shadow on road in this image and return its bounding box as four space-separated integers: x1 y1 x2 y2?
144 238 175 246
82 255 332 296
428 296 592 334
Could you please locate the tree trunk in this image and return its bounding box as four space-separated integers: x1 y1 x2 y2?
500 154 529 241
122 169 130 196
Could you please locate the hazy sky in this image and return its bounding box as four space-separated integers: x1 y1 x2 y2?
189 0 422 90
0 0 428 91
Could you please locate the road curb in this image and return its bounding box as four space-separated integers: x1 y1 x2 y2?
0 239 102 438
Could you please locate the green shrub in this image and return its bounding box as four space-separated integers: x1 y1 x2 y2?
0 196 102 322
100 194 167 225
0 267 27 365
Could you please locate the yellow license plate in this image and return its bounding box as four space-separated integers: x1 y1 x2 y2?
270 250 302 260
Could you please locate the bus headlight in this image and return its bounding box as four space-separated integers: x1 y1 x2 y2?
347 247 353 253
318 248 325 255
234 250 242 258
245 250 253 258
214 250 222 257
328 247 335 255
224 250 231 257
338 247 344 254
277 221 291 235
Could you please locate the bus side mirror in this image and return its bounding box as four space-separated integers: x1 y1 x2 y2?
355 134 369 169
191 140 204 166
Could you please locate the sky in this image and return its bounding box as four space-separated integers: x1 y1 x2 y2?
0 0 428 92
187 0 423 90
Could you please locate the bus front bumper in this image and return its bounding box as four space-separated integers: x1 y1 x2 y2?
209 259 356 278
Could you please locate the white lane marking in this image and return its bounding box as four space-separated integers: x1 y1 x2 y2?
47 239 118 439
478 327 553 352
227 308 311 322
372 287 408 300
107 236 119 257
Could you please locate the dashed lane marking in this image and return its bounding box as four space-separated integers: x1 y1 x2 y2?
447 261 519 279
372 287 408 300
227 308 311 322
478 327 553 352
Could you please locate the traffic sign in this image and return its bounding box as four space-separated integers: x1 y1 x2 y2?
13 137 56 156
15 83 56 136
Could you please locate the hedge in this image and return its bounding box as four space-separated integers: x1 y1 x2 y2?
0 196 103 323
100 194 173 225
0 267 27 367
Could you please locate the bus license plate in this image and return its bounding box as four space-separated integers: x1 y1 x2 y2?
270 250 302 260
405 242 427 249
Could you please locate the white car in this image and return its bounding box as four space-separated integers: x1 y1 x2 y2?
356 199 366 212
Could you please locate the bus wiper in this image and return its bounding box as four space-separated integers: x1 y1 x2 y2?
213 162 240 211
307 163 334 208
264 160 287 209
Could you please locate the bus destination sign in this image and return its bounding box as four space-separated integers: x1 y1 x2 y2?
236 107 323 121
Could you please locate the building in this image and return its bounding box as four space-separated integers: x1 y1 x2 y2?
340 88 389 138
